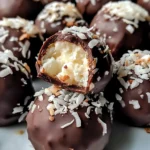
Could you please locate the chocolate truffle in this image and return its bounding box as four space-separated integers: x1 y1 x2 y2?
35 2 87 39
27 85 113 150
75 0 116 23
0 17 43 76
0 0 43 20
138 0 150 14
0 50 34 126
104 50 150 127
36 26 113 94
90 1 150 60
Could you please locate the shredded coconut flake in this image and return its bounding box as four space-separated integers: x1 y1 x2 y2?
129 100 140 109
0 17 40 36
90 0 96 5
97 117 107 135
71 111 81 127
146 92 150 103
34 89 45 97
88 39 99 49
18 112 28 123
38 95 44 101
140 94 144 99
33 86 113 129
61 119 75 128
115 94 122 101
102 1 149 28
126 25 134 34
31 104 37 113
37 2 82 26
12 106 23 114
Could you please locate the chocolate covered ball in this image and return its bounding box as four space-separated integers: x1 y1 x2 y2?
27 85 113 150
35 2 87 39
0 50 34 126
0 0 43 20
0 17 43 76
90 1 150 60
104 50 150 127
75 0 116 23
36 26 113 94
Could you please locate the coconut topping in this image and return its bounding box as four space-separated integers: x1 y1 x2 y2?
37 2 84 30
62 26 108 52
0 27 9 44
61 119 75 129
114 50 150 106
0 17 40 36
146 92 150 103
115 50 150 90
31 85 113 134
0 18 42 59
102 1 149 28
129 100 141 109
0 50 30 79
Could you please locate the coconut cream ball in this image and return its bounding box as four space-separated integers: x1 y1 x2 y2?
36 26 113 94
26 85 113 150
0 17 43 76
104 50 150 127
0 50 34 126
90 1 150 60
35 2 88 39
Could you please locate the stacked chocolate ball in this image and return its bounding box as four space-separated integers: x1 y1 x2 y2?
27 26 114 150
1 0 150 150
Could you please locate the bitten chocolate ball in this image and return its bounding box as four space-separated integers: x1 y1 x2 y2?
27 85 113 150
104 50 150 127
0 50 34 126
36 26 113 94
75 0 116 23
90 1 150 60
0 0 43 20
40 0 74 5
35 2 87 39
0 17 43 76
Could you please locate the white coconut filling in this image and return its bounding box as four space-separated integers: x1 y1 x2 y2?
41 41 90 87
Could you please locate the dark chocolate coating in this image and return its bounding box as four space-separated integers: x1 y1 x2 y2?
40 0 74 5
36 31 113 94
0 0 43 20
76 0 116 23
90 10 149 60
26 94 111 150
0 62 34 126
138 0 150 14
36 18 87 40
104 75 150 127
0 26 43 77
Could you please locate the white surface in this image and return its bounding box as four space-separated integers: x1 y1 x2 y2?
0 80 149 150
